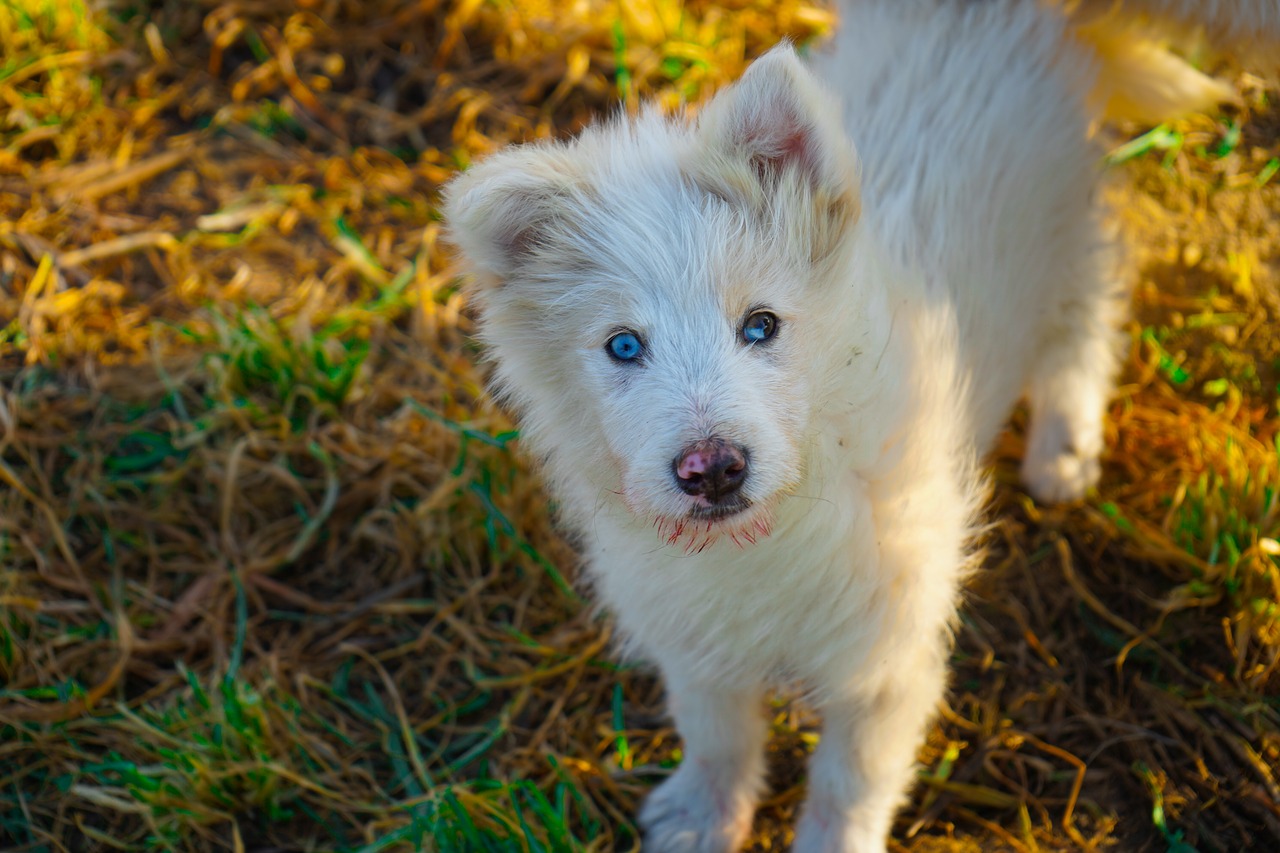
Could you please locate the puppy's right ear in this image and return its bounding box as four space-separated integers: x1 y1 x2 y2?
443 145 579 284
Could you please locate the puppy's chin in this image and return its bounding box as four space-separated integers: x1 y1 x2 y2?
649 499 777 554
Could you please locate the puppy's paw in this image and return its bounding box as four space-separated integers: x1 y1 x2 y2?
1020 445 1100 504
791 805 887 853
1021 411 1102 504
639 762 756 853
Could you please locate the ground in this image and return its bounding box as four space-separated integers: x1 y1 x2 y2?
0 1 1277 851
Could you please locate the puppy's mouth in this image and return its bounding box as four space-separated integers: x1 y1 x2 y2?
652 497 774 553
686 496 752 520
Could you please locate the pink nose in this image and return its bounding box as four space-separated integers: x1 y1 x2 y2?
673 438 748 502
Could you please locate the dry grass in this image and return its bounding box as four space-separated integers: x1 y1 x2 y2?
0 1 1277 851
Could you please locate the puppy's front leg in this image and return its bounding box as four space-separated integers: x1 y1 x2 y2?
639 673 768 853
792 650 948 853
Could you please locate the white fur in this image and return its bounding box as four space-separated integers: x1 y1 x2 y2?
444 1 1257 850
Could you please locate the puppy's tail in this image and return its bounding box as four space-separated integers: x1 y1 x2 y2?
1062 0 1280 124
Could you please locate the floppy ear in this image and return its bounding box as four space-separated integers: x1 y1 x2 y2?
691 44 859 254
442 145 581 284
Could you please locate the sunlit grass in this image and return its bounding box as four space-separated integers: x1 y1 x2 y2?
1163 422 1280 682
0 0 117 160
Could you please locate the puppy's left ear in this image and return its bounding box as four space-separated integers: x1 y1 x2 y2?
691 44 859 259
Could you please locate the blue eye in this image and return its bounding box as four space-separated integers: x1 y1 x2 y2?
742 311 778 344
607 331 644 362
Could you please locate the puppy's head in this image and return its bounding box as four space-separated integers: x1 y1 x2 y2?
445 45 859 549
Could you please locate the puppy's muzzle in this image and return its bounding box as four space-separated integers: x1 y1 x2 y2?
673 438 749 504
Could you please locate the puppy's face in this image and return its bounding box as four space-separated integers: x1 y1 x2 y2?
551 196 814 549
446 46 859 548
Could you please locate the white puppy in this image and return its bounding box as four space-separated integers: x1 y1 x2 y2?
445 1 1276 850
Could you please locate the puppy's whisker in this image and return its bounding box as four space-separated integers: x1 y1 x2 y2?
783 492 836 507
